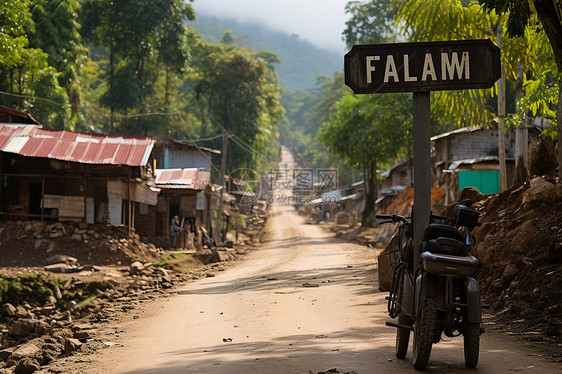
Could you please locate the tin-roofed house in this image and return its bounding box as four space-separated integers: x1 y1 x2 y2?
0 123 157 236
152 139 219 172
152 167 214 249
151 140 222 249
432 126 515 204
0 105 42 126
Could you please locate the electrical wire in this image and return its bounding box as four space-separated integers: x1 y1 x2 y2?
0 87 276 168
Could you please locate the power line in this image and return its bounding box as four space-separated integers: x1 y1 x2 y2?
0 88 276 167
175 111 222 175
0 89 69 108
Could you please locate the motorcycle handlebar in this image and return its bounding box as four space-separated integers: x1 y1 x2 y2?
375 213 410 224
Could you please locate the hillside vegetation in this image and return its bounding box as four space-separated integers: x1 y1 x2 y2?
189 14 343 91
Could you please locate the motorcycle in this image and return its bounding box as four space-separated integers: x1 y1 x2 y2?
377 200 482 369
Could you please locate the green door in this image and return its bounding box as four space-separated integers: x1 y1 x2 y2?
458 170 500 195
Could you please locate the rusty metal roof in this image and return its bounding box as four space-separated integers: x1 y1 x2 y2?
0 105 42 125
0 124 155 166
154 168 210 190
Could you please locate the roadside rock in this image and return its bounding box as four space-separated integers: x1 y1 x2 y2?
8 342 41 362
44 263 79 273
15 306 32 319
0 348 14 361
2 304 16 317
129 261 144 275
522 177 556 204
8 320 33 338
15 357 41 374
63 338 82 355
14 357 40 374
46 254 79 265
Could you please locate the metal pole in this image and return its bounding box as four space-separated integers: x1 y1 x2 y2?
128 169 132 236
218 129 228 244
497 26 508 192
41 176 45 222
413 91 431 272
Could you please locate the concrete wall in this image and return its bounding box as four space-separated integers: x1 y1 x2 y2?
439 129 515 161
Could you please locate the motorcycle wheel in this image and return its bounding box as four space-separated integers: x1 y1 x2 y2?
412 296 437 370
463 322 480 368
395 273 411 359
395 311 411 358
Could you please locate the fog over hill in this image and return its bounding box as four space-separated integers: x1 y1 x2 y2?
188 14 343 91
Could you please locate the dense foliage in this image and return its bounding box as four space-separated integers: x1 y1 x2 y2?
190 14 342 92
0 0 286 173
318 0 560 222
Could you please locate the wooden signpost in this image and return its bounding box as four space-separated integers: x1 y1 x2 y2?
344 39 501 254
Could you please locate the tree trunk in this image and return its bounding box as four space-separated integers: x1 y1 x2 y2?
558 84 562 186
109 38 114 131
515 61 529 184
534 1 562 186
497 27 508 192
361 160 377 227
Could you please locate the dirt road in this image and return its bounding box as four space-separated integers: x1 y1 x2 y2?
68 200 560 374
66 148 560 373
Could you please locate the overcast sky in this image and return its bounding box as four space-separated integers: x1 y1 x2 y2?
192 0 351 52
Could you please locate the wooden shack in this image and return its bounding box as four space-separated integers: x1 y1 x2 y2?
0 124 157 236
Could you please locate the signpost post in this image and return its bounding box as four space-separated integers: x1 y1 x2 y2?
344 39 501 262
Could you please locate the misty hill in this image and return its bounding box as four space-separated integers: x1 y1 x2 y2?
188 14 343 91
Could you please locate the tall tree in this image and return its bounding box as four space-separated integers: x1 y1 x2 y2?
479 0 562 184
28 0 86 123
186 42 284 171
343 0 399 47
320 93 411 226
80 0 195 133
0 0 70 128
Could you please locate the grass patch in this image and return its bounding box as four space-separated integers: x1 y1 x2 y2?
0 273 63 305
152 252 189 268
0 273 110 310
151 253 203 274
78 295 97 307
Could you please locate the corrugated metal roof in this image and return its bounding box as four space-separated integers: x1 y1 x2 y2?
0 105 42 125
0 124 155 166
430 126 481 141
154 168 210 190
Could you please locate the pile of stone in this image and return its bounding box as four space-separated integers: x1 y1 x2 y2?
0 220 163 268
240 202 268 237
471 176 561 344
0 257 235 372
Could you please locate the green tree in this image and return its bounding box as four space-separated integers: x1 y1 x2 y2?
343 0 399 48
0 0 32 69
320 93 411 226
0 0 70 128
280 73 351 174
479 0 562 182
395 0 503 127
28 0 86 122
185 42 284 171
79 0 195 133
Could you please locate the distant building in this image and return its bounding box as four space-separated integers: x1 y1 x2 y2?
152 168 215 248
0 105 42 126
151 140 222 247
152 139 220 172
431 126 515 203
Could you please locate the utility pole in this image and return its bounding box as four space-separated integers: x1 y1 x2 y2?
497 26 508 192
217 128 228 244
515 61 529 183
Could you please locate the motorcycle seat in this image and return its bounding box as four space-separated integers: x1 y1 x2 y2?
421 251 479 277
423 223 464 242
